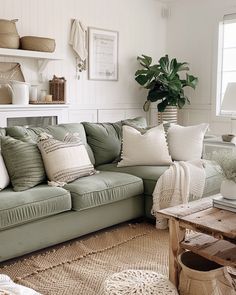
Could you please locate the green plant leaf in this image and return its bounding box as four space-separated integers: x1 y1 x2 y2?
147 88 168 102
157 99 169 112
135 75 149 86
143 100 151 112
159 55 170 74
135 69 148 76
137 55 152 67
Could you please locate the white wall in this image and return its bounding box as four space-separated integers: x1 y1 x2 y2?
166 0 236 134
0 0 167 123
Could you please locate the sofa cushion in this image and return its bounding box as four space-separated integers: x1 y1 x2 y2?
38 133 96 183
1 136 46 191
0 184 71 230
118 125 172 167
6 123 95 165
97 161 222 197
64 171 143 211
97 164 169 195
167 123 208 161
83 117 147 166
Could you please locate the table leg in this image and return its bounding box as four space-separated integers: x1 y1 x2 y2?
168 218 186 287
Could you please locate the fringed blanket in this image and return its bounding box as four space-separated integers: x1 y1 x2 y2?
152 160 206 229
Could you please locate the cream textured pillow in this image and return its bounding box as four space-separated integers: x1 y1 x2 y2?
117 125 172 167
167 123 209 161
0 152 9 190
37 133 96 184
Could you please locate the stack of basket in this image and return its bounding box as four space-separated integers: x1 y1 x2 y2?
0 18 55 52
0 19 20 49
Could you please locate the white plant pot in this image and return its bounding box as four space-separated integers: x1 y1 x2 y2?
158 106 178 124
220 179 236 200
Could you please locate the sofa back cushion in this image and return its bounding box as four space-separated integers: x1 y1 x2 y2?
1 136 46 191
83 117 147 166
6 123 95 164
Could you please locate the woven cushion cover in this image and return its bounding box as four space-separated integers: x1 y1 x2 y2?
1 136 46 191
37 134 95 183
6 123 95 165
83 117 147 166
0 184 71 231
64 171 143 211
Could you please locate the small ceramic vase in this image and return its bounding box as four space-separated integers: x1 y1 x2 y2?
220 179 236 200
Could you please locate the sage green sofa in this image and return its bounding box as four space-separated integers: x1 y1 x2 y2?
0 119 222 262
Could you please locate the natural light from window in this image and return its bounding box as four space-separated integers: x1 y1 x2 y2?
217 14 236 116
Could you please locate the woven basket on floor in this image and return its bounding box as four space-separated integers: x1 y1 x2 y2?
178 252 235 295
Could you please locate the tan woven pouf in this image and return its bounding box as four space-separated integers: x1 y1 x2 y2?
100 269 179 295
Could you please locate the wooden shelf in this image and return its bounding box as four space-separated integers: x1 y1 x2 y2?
181 232 236 267
0 48 63 75
0 48 62 60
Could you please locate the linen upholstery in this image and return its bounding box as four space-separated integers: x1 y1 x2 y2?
97 161 222 199
6 123 95 164
37 134 96 183
167 123 209 161
83 117 147 166
97 164 169 195
64 171 144 211
1 136 46 191
0 184 71 230
118 125 172 167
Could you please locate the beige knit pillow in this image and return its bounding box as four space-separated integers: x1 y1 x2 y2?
37 133 96 184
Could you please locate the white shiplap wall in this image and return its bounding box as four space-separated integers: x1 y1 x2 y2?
0 0 167 123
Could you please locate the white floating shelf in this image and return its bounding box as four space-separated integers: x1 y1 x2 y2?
0 48 63 60
0 48 64 77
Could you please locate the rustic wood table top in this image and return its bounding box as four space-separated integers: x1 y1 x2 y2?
158 195 236 287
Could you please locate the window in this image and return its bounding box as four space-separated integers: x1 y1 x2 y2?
217 13 236 116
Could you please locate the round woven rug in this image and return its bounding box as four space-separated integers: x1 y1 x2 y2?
0 223 169 295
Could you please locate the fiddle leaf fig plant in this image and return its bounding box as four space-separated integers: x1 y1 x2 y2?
135 54 198 112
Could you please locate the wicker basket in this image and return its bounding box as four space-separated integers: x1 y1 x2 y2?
20 36 55 52
178 252 235 295
0 19 19 49
49 75 66 103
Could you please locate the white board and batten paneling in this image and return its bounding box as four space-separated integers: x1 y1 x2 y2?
0 0 168 125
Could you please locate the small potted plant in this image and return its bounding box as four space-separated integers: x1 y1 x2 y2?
211 151 236 199
135 54 198 123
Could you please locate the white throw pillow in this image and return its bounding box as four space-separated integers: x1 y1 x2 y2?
0 152 10 190
37 133 96 184
117 125 172 167
167 123 209 161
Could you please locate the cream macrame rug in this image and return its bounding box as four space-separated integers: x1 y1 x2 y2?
0 223 169 295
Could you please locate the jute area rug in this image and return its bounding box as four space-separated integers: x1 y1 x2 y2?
0 222 169 295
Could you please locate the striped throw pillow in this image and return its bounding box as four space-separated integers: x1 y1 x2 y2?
37 133 96 184
1 136 46 191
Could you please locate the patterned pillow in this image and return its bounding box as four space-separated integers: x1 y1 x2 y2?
1 136 46 191
37 133 96 184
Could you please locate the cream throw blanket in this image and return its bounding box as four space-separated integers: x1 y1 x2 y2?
152 160 206 229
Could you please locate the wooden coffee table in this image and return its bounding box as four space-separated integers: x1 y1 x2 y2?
158 194 236 287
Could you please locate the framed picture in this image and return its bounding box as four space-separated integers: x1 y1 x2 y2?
88 27 118 81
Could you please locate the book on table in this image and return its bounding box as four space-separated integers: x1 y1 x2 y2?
213 195 236 213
